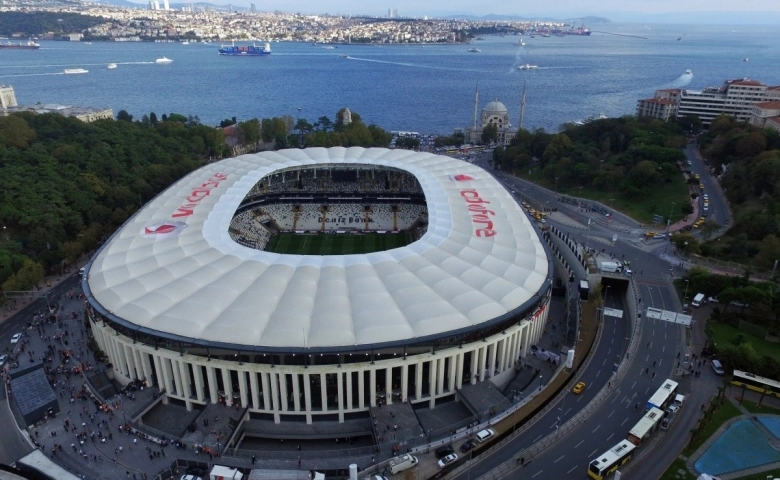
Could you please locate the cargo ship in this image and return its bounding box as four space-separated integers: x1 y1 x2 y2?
218 41 271 55
0 39 40 50
564 25 591 36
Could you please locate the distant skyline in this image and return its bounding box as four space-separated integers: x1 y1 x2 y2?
141 0 780 24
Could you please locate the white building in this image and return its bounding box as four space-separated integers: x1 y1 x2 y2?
750 101 780 133
461 83 525 146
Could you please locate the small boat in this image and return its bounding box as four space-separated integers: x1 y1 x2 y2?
107 63 117 69
338 54 348 59
677 37 682 41
156 57 173 64
84 42 92 45
743 57 749 62
322 45 335 49
467 48 481 53
519 64 539 70
64 68 88 74
684 69 692 75
182 41 189 45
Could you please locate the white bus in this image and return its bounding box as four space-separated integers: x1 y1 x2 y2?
646 379 678 411
627 407 664 446
587 439 636 480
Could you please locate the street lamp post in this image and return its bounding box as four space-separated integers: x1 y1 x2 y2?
683 279 690 305
555 177 559 195
667 201 676 230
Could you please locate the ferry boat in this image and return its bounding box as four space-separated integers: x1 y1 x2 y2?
684 69 692 75
64 68 88 74
218 41 271 55
0 38 40 50
519 64 539 70
107 63 117 69
155 57 173 64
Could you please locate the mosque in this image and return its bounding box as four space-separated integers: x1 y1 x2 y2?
460 82 527 147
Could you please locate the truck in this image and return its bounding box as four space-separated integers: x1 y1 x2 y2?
210 465 243 480
691 293 705 307
389 454 418 474
599 261 622 273
248 470 325 480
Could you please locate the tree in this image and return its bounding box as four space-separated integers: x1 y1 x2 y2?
316 116 333 132
294 118 313 136
0 115 35 149
149 112 158 126
481 123 498 145
681 203 694 215
116 110 133 122
395 136 420 150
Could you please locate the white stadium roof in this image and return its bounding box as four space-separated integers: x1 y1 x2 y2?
86 147 550 351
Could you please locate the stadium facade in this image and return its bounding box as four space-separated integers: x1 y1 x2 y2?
84 147 552 424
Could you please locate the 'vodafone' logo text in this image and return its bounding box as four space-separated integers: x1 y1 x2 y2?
460 189 496 238
172 172 228 218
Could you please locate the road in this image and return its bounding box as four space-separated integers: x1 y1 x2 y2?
444 152 728 480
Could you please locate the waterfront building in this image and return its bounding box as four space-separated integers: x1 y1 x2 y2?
750 101 780 133
0 86 113 122
637 78 780 127
84 148 552 425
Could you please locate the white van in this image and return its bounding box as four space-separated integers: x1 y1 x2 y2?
711 359 724 376
691 293 705 307
673 394 685 408
389 454 418 475
475 428 495 444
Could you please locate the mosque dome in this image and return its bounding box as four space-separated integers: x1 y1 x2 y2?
483 100 508 115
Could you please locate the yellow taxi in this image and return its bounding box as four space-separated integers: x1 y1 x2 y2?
572 381 586 394
699 183 705 190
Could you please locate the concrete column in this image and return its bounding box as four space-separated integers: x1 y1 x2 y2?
385 366 393 405
178 359 192 400
261 372 271 410
140 352 153 385
345 371 353 410
238 370 248 408
114 340 128 376
153 355 164 391
206 366 218 404
476 347 485 381
126 346 139 379
455 352 464 389
497 339 506 373
369 369 376 407
401 363 409 402
269 372 280 423
249 371 260 410
319 373 328 411
470 349 478 385
161 357 174 394
292 373 301 412
278 372 289 412
221 368 233 403
337 371 344 422
358 369 365 409
447 355 456 392
415 361 423 399
193 364 205 402
170 359 183 396
436 356 445 395
488 342 498 378
303 373 313 424
428 359 437 408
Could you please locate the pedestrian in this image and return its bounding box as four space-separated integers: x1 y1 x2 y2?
652 361 656 367
635 403 638 410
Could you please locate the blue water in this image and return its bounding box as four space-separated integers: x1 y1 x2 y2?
1 23 779 133
694 419 780 475
758 416 780 439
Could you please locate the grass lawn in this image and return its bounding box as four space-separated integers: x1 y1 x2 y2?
266 232 412 255
683 399 742 456
740 399 780 415
658 457 697 480
709 322 780 359
515 166 691 226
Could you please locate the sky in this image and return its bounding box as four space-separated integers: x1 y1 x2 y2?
211 0 780 23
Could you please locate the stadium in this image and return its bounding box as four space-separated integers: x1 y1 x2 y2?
83 147 552 424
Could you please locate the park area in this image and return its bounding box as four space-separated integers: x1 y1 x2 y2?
265 232 413 255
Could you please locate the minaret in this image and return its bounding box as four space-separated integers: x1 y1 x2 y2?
472 81 479 132
519 80 527 130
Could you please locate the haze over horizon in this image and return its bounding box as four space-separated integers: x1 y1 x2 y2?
145 0 780 24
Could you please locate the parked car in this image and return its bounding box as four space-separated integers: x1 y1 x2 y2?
460 440 476 453
10 333 22 344
660 417 671 430
666 404 680 415
0 354 7 366
438 453 458 469
475 428 495 444
435 444 455 459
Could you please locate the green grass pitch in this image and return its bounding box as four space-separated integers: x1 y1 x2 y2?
266 232 413 255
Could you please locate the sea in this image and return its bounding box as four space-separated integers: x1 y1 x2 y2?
1 23 779 134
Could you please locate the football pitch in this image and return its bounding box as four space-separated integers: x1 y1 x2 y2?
266 232 413 255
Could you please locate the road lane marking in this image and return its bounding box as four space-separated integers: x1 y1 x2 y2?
621 418 629 426
607 433 614 442
555 455 565 463
592 425 600 433
568 466 578 474
532 470 544 478
608 410 614 418
575 440 584 448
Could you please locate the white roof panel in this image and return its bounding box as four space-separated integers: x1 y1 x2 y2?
87 147 549 349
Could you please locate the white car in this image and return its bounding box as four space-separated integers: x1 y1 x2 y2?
666 404 680 415
10 333 22 344
438 453 458 468
0 354 7 366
